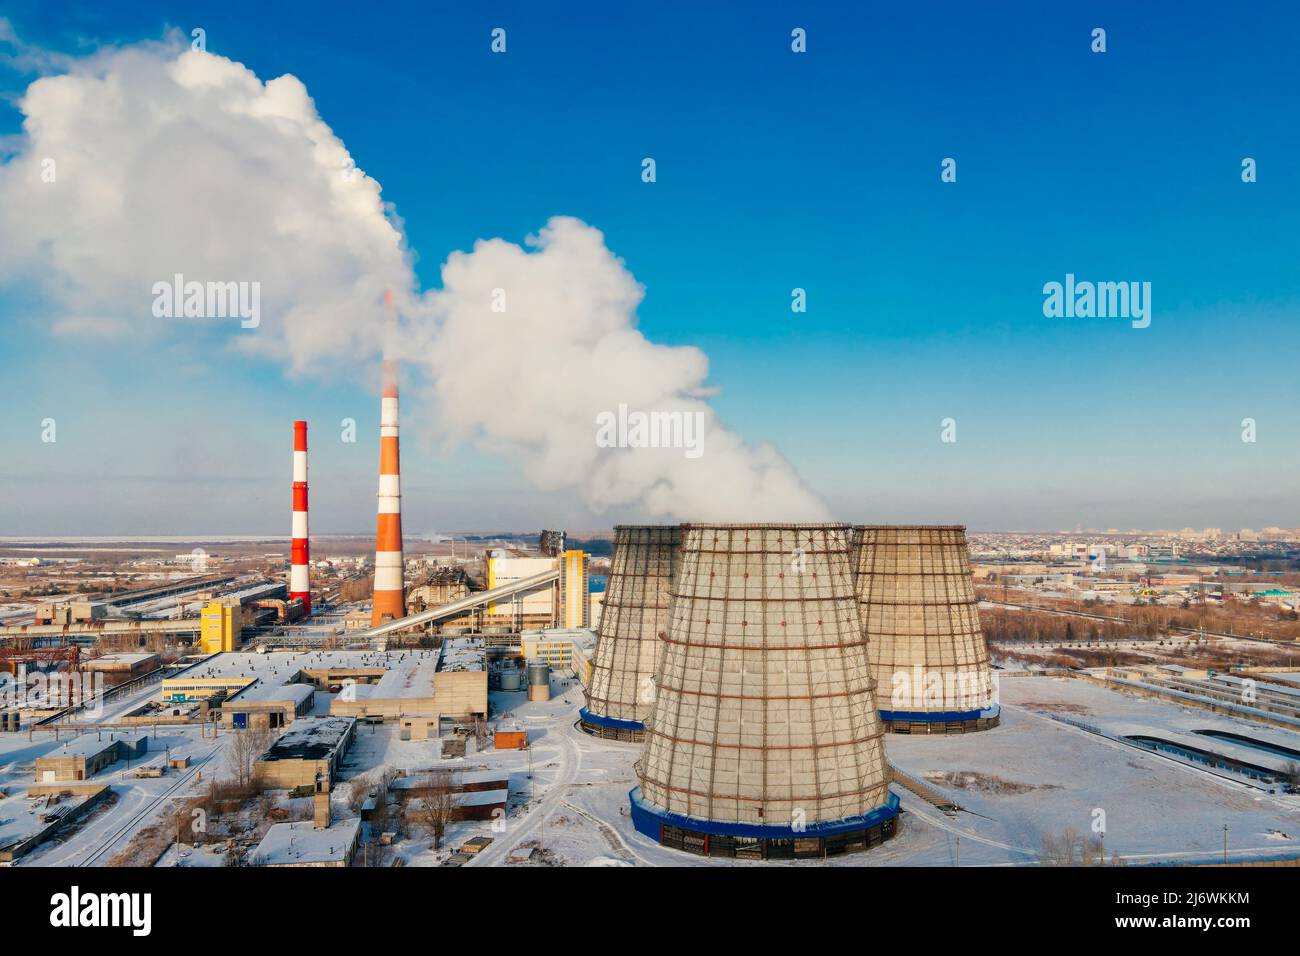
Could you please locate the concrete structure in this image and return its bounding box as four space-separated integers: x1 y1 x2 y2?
372 290 406 625
581 525 679 742
34 602 105 625
399 714 441 740
35 733 148 782
253 716 356 790
289 420 311 616
632 524 899 859
82 653 160 677
486 554 555 624
224 681 314 729
520 627 593 671
251 817 360 867
329 640 487 721
851 526 998 734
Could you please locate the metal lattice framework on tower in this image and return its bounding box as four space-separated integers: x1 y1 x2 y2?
631 523 899 859
580 525 680 742
851 525 999 734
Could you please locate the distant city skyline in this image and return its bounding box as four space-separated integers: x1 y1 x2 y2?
2 2 1298 534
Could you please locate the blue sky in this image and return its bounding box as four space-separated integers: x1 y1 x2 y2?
1 1 1297 535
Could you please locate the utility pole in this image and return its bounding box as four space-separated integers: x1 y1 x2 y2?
1223 824 1229 864
954 836 959 867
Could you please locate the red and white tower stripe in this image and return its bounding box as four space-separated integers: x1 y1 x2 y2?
372 291 406 625
290 420 311 616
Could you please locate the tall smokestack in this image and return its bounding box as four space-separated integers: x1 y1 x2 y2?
372 290 406 625
290 420 311 616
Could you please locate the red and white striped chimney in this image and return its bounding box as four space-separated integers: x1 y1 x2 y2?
372 291 406 625
290 420 311 616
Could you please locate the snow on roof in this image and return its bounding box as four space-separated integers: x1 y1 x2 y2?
409 789 508 810
251 818 360 866
390 769 509 790
42 732 145 759
437 638 485 673
84 653 158 667
370 649 441 696
260 717 355 762
453 789 509 807
228 681 315 705
168 649 446 702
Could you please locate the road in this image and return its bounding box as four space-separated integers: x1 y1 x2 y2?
468 707 584 867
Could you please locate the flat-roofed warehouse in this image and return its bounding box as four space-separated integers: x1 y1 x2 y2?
158 645 488 727
329 639 487 722
35 733 148 782
253 716 356 790
250 818 360 867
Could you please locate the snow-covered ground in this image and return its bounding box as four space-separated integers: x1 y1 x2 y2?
0 727 231 866
393 674 1300 867
7 670 1300 867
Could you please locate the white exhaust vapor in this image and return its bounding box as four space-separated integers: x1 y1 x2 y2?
0 38 828 522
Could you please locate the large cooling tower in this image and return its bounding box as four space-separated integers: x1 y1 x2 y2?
631 524 900 860
580 525 680 742
851 525 999 734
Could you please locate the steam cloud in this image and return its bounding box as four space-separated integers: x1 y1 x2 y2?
0 36 828 522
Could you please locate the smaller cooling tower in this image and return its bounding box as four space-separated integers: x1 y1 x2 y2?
631 524 899 860
580 525 680 742
852 525 999 734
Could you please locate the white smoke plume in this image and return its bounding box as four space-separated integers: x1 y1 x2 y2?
0 36 828 522
0 36 407 368
414 217 829 521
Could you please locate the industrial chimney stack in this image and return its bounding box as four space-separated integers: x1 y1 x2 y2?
290 420 311 616
371 290 406 625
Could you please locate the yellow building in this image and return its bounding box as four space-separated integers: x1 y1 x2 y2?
200 601 241 654
559 549 590 629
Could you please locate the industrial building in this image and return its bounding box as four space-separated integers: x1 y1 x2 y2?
581 524 679 742
253 716 356 790
329 639 487 721
557 549 590 628
486 553 556 627
200 601 241 654
35 733 148 782
82 652 160 678
224 681 315 729
484 549 594 630
251 818 360 867
160 644 488 726
852 526 999 733
632 524 900 859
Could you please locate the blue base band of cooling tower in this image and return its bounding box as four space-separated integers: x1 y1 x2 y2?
879 702 1001 723
629 787 901 842
578 708 646 732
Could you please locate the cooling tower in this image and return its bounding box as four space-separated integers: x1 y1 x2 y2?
580 525 680 742
289 420 311 616
851 525 999 734
371 291 406 626
631 524 900 860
